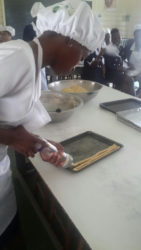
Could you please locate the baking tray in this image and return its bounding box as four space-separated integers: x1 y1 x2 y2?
61 131 123 172
117 108 141 132
100 98 141 113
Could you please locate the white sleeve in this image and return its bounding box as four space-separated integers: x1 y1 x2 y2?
0 40 36 123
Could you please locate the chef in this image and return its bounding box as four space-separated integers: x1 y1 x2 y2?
0 0 104 246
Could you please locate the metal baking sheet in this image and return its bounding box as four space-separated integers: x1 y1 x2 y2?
100 98 141 113
61 131 123 172
117 108 141 132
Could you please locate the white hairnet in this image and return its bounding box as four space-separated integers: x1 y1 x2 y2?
36 0 105 52
31 2 45 18
134 24 141 32
0 25 15 37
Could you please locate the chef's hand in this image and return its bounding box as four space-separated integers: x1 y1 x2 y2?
9 125 47 158
48 140 64 152
40 140 64 167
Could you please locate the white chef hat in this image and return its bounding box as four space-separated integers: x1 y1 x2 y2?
134 24 141 32
0 25 15 37
36 0 105 52
31 2 45 18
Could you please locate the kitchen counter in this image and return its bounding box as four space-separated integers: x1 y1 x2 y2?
30 86 141 250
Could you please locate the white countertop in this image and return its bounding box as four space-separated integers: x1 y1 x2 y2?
31 86 141 250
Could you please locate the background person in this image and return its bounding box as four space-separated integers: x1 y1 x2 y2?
82 28 110 84
104 28 135 95
0 25 15 43
123 24 141 96
103 28 111 48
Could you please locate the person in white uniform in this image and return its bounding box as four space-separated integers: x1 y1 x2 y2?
125 25 141 95
0 25 15 43
104 28 135 95
102 28 111 48
0 0 104 247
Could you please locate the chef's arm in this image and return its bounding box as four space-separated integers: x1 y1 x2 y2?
0 126 47 158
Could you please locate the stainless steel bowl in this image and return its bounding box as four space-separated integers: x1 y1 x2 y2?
48 80 103 103
40 91 83 123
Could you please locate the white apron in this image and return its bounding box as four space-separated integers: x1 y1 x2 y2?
0 38 51 235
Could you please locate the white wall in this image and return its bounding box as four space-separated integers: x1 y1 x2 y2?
0 0 5 25
0 0 141 38
92 0 141 38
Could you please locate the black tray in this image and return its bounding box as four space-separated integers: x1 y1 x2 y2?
100 98 141 113
61 131 123 172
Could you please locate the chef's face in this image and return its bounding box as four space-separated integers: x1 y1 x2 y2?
0 31 12 43
50 39 88 75
134 30 141 50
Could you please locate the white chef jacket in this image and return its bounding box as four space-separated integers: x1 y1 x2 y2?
0 38 51 235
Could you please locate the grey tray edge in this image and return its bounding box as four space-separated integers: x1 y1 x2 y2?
100 98 141 113
60 131 123 173
117 115 141 132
